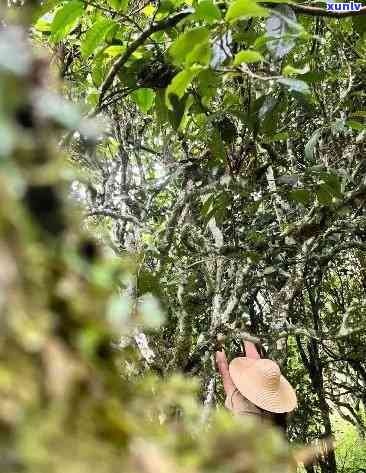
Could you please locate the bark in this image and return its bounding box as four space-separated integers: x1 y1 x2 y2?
298 274 338 473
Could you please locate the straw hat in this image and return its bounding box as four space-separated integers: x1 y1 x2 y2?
229 357 297 414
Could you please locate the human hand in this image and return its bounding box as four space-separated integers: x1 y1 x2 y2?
215 340 261 397
215 349 236 397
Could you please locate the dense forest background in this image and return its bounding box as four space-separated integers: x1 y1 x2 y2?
1 0 366 472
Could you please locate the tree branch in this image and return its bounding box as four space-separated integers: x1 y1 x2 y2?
200 376 216 425
87 209 144 227
97 10 191 111
168 277 193 370
134 330 156 365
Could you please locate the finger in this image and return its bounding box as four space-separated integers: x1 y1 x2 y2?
216 350 236 395
243 340 261 359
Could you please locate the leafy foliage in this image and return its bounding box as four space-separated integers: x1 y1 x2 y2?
0 6 300 473
6 0 366 471
334 417 366 473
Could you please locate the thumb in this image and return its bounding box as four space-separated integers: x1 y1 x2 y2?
243 340 261 359
216 350 236 395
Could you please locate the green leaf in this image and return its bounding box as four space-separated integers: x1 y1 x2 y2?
350 111 366 118
278 78 310 94
209 128 226 163
34 17 52 32
282 65 308 77
253 33 270 50
225 0 268 22
266 131 289 142
316 184 333 205
209 192 230 225
104 45 126 57
168 95 188 130
159 0 186 12
288 189 311 206
246 95 265 133
51 0 84 42
259 95 287 136
197 69 221 105
195 0 222 23
169 27 210 66
131 88 155 113
241 250 261 263
346 120 366 131
353 16 366 35
81 18 116 58
107 0 129 11
188 41 212 67
300 71 326 83
166 66 201 109
155 90 170 125
91 56 106 87
320 172 343 199
305 129 322 160
201 194 215 218
233 50 263 65
156 90 188 130
33 0 62 20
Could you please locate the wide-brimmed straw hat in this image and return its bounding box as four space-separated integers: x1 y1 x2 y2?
229 357 297 414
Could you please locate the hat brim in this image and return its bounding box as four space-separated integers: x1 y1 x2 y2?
229 357 297 414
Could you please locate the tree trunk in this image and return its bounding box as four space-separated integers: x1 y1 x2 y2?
308 338 337 473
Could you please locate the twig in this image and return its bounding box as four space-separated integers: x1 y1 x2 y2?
200 376 216 425
134 330 156 365
87 209 144 227
96 10 191 111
